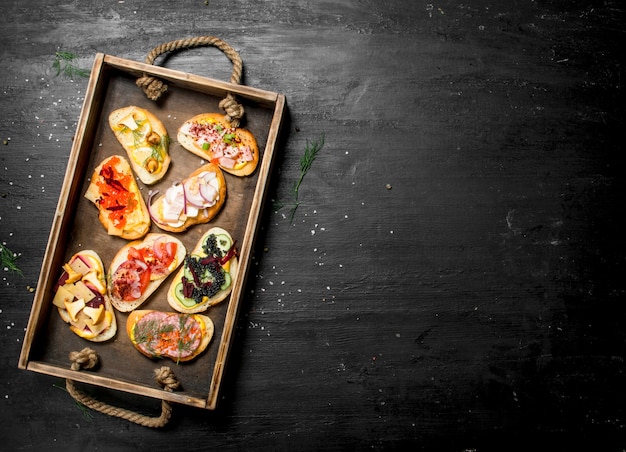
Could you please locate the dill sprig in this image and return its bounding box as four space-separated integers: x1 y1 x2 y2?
275 133 325 223
53 383 94 420
1 243 22 276
53 51 91 79
294 134 325 199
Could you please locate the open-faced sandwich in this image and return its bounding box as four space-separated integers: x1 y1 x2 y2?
177 113 259 176
127 310 214 362
147 163 226 233
107 233 186 312
84 155 151 240
109 106 171 185
167 227 238 314
52 250 117 342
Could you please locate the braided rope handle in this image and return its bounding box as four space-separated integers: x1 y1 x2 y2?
66 348 181 428
136 36 245 127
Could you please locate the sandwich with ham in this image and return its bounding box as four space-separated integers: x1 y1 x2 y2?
108 233 186 312
177 113 259 177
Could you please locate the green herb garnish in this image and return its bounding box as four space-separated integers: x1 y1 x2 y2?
176 315 195 364
1 243 22 276
53 51 91 79
274 133 325 223
133 319 175 356
53 383 93 420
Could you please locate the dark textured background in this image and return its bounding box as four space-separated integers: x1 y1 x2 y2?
1 1 624 450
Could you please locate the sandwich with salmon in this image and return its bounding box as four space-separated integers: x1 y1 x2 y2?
84 155 151 240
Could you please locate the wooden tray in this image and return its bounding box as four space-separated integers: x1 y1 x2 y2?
18 52 286 410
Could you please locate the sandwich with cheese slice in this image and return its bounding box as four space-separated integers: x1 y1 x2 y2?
109 106 171 185
52 250 117 342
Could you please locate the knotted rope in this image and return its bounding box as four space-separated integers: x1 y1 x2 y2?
136 36 245 127
66 347 180 428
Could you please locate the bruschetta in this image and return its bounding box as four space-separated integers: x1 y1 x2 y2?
177 112 259 177
167 227 238 314
107 233 186 312
52 250 117 342
84 155 151 240
109 106 171 184
127 310 213 362
147 163 227 233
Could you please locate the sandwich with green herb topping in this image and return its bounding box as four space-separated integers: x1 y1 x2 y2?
126 310 213 362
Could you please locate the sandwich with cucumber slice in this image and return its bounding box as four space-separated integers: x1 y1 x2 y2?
167 227 238 314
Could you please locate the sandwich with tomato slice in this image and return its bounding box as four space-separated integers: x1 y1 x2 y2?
167 227 238 314
107 233 186 312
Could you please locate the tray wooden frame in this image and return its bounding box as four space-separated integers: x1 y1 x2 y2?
18 53 286 410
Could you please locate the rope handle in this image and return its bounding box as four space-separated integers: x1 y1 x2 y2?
66 348 180 428
136 36 245 127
